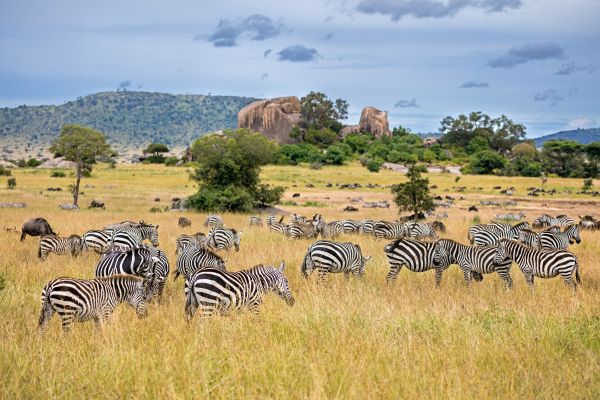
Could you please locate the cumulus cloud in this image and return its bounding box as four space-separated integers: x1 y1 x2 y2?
567 117 594 130
277 45 318 62
198 15 287 47
118 80 131 89
554 62 598 76
356 0 522 21
395 98 419 108
459 81 490 88
488 42 564 68
534 89 564 106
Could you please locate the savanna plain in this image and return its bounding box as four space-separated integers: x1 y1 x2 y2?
1 163 599 399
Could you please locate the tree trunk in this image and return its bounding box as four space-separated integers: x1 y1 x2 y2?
73 162 82 206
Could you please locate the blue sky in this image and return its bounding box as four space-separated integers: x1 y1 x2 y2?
0 0 598 137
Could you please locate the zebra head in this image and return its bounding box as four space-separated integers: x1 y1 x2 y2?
68 235 83 256
148 225 159 247
432 240 451 267
494 240 510 265
234 231 242 252
125 276 150 319
273 261 295 306
354 244 372 277
566 224 581 244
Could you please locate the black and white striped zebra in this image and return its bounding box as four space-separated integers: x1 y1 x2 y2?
434 239 513 289
471 222 529 246
338 220 361 234
533 214 575 229
312 215 342 239
185 262 294 320
383 239 451 285
538 224 581 250
249 216 263 227
206 227 242 252
108 224 159 249
38 234 83 261
176 232 207 254
359 219 376 236
301 240 372 283
290 213 307 223
402 222 438 241
372 221 404 239
204 215 224 228
285 222 318 239
266 215 277 226
267 216 288 235
38 275 151 333
494 239 580 291
82 229 113 253
174 243 227 292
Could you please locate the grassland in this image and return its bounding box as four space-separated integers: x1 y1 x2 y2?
1 163 599 399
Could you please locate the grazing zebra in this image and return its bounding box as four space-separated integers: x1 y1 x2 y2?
359 219 376 236
471 222 529 246
82 229 113 253
428 221 446 233
290 213 307 223
249 216 263 227
434 239 513 289
402 222 438 241
174 243 226 291
533 214 575 228
185 262 295 320
494 239 580 291
267 216 288 235
38 275 151 333
383 239 450 285
38 235 83 261
176 232 207 254
538 224 581 251
108 224 159 249
204 215 224 228
372 221 404 239
495 211 526 221
312 215 342 239
338 220 361 234
206 227 242 252
285 221 318 239
301 240 372 283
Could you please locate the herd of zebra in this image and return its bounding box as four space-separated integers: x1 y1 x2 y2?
24 211 586 333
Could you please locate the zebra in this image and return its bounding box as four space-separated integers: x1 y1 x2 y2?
494 239 580 291
95 246 169 302
185 262 295 320
267 216 288 235
359 219 376 236
312 215 342 239
533 214 575 229
290 213 307 223
206 227 242 252
175 232 207 254
204 215 224 228
301 240 372 283
285 221 318 239
402 222 438 241
434 239 513 289
174 243 226 293
383 239 452 285
249 216 263 227
38 275 151 333
471 222 529 246
538 224 581 251
108 224 159 249
338 220 362 234
38 234 83 261
495 211 526 221
82 229 113 253
372 221 404 239
266 215 277 226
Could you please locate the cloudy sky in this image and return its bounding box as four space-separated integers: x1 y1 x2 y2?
1 0 599 137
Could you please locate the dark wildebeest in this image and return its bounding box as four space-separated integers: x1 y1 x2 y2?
178 217 192 228
292 193 301 198
20 218 56 241
89 200 105 209
468 206 479 212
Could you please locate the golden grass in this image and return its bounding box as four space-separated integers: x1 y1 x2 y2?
1 163 599 399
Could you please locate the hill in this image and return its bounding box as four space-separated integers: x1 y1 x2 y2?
533 128 600 147
0 91 257 159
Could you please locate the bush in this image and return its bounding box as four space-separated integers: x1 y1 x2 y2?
7 177 16 189
0 166 11 176
471 215 481 224
164 156 179 166
50 170 66 178
323 144 349 165
26 158 41 167
309 162 323 170
304 127 339 147
583 178 593 190
280 143 323 164
187 185 255 212
366 158 384 172
469 150 507 174
143 155 166 164
520 162 542 177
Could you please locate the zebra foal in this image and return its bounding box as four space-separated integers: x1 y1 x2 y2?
38 234 83 261
301 240 372 283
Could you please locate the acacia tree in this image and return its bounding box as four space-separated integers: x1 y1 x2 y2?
50 125 112 206
144 143 169 163
391 163 434 216
300 91 348 131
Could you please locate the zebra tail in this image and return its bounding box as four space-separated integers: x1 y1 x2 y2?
300 253 313 278
37 243 42 259
387 239 402 253
184 283 198 321
575 261 581 284
173 270 180 281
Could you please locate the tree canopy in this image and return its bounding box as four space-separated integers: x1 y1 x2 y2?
391 164 434 216
300 91 348 131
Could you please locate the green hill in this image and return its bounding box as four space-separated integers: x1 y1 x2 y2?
533 128 600 147
0 91 257 158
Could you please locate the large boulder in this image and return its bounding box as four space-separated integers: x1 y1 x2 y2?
359 106 390 137
237 96 302 143
339 125 361 137
38 157 77 169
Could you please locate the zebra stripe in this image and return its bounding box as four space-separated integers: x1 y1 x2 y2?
338 220 361 234
359 220 376 235
82 229 113 253
285 222 318 239
176 232 207 254
203 215 224 228
175 243 226 293
206 227 242 252
38 275 151 333
494 239 580 291
471 222 529 246
402 222 438 241
312 215 342 239
108 224 159 249
538 224 581 250
533 214 575 229
38 235 83 261
372 221 404 239
249 216 263 226
268 217 288 235
434 239 513 289
383 239 449 285
301 240 371 283
185 262 294 320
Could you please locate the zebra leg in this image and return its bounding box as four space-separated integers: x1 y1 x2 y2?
434 267 443 287
525 273 535 288
248 300 262 316
38 302 54 334
317 269 328 285
562 274 577 292
461 267 472 289
386 264 402 284
59 314 75 333
498 271 513 290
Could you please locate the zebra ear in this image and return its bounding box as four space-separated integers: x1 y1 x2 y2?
364 256 372 263
279 261 285 272
156 225 159 230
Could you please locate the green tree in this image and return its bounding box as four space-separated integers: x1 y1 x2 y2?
469 150 507 174
187 129 283 211
391 164 434 216
541 140 584 177
50 125 112 206
304 127 339 147
300 91 348 131
144 143 170 163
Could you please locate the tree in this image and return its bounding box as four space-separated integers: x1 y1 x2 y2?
541 140 584 177
144 143 170 163
469 150 507 174
300 91 348 131
391 164 434 216
187 129 283 212
50 125 112 206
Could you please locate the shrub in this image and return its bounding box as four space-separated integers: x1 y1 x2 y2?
366 158 384 172
309 162 323 170
26 158 41 167
471 215 481 224
583 178 593 190
0 166 11 176
323 144 349 165
520 162 542 177
164 156 179 166
469 150 507 174
187 185 255 212
50 170 66 178
280 143 323 164
7 177 16 189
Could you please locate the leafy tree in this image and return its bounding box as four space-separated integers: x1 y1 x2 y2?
344 133 371 154
469 150 507 174
366 158 384 172
391 164 434 216
26 158 41 167
188 129 283 211
541 140 584 177
144 143 170 164
280 143 323 164
323 143 351 165
300 91 348 131
50 125 112 206
304 127 339 147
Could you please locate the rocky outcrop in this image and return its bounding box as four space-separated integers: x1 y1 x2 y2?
359 107 390 137
237 96 302 143
38 157 77 169
339 125 361 137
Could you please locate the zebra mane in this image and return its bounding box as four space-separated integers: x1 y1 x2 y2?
68 234 81 239
230 228 238 234
385 239 402 253
95 274 144 282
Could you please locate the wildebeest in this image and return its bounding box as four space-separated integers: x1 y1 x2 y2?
468 206 479 212
343 206 359 212
89 200 105 209
20 218 56 241
292 193 301 198
178 217 192 228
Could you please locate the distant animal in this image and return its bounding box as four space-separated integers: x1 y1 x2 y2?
469 222 530 246
178 217 192 228
176 232 207 254
204 215 224 228
428 221 446 233
268 216 288 235
38 275 151 333
495 212 526 221
59 204 79 210
343 206 359 212
89 200 105 209
185 262 294 320
103 221 143 230
532 214 575 229
468 206 479 212
206 227 242 252
384 239 453 286
312 215 342 239
292 193 301 198
249 216 263 227
285 221 318 239
4 225 17 232
20 218 56 241
301 240 371 283
38 234 83 261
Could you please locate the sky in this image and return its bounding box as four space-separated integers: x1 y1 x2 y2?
0 0 599 137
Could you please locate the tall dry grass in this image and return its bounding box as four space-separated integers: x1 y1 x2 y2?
0 164 599 399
